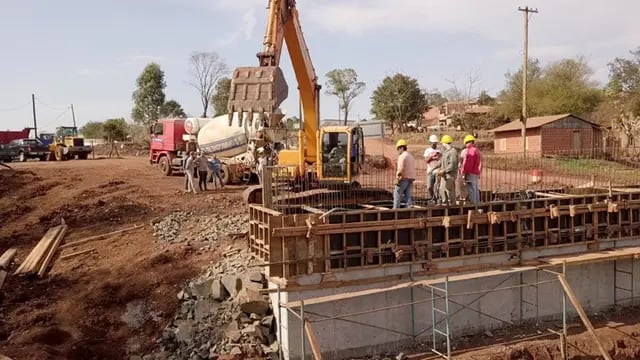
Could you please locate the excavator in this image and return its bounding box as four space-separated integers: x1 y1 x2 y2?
228 0 371 204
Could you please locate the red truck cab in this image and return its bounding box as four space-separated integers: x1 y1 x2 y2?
149 119 194 175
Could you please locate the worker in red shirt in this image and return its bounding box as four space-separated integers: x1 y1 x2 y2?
460 134 482 204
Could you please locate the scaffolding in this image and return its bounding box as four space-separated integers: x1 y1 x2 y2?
271 247 639 360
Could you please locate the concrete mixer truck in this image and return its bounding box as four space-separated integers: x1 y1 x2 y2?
149 112 287 185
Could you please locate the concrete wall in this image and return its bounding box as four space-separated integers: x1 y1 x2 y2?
273 258 637 360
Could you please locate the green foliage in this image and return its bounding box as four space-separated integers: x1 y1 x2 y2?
211 77 232 117
132 63 166 127
103 118 128 142
370 73 427 134
325 68 366 124
450 113 508 131
497 57 602 119
425 90 447 107
160 99 186 118
127 123 150 147
79 121 104 139
605 48 640 145
477 90 496 105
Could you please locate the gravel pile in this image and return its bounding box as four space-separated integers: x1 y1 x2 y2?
145 250 277 360
151 212 249 245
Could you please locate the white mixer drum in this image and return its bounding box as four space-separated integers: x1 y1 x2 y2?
197 113 259 157
184 118 212 135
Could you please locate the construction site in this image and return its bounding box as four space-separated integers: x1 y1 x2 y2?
3 1 640 360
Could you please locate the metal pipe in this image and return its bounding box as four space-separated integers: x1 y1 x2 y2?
277 285 283 360
300 300 305 360
444 276 452 359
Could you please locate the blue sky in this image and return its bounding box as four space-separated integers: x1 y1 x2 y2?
1 0 638 132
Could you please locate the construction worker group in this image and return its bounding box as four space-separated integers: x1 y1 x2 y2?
394 133 482 208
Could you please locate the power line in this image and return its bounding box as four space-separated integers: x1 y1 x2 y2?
0 102 31 112
34 97 69 111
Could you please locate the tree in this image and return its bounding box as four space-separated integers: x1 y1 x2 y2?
132 63 166 127
445 69 481 105
189 52 229 117
80 121 104 139
607 48 640 146
211 77 232 117
477 90 496 105
160 100 186 118
370 73 427 134
425 90 447 107
325 68 366 125
497 57 602 119
103 118 128 142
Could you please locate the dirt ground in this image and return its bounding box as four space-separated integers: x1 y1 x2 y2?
0 157 247 360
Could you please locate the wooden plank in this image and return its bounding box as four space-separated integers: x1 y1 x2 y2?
0 248 17 269
15 225 63 275
0 270 6 292
60 248 96 260
59 224 142 250
38 225 68 277
301 205 324 214
304 320 323 360
557 274 613 360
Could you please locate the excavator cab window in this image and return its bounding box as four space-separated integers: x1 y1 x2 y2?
321 131 349 179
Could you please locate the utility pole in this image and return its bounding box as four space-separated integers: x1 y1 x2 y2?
518 6 538 156
31 94 38 138
70 104 77 128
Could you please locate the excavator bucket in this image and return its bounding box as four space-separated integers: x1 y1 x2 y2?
227 66 289 127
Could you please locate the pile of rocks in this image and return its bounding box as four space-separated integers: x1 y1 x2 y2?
151 211 190 243
151 212 249 246
147 250 278 360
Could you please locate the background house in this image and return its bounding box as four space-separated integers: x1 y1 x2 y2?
491 114 603 156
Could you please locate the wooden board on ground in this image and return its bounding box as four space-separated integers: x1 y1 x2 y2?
59 224 142 250
0 248 17 269
0 270 7 292
38 225 68 277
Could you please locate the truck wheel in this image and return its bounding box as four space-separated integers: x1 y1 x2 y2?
220 164 230 185
159 156 173 176
78 153 88 160
39 155 47 161
46 152 55 161
55 147 66 161
18 151 26 162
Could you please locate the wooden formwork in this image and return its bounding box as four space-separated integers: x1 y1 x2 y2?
249 190 640 284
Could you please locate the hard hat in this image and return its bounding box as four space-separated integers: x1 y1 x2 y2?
464 134 476 144
429 134 439 143
440 135 453 144
257 147 264 153
396 139 408 148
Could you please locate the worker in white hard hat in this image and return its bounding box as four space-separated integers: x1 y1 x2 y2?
423 134 442 202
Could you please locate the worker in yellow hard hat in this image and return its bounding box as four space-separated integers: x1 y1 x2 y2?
460 134 482 204
436 134 458 205
394 139 416 209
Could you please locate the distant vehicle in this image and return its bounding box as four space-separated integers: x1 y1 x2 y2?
38 133 55 147
0 144 15 162
0 128 32 145
48 126 92 161
5 138 50 162
427 123 446 131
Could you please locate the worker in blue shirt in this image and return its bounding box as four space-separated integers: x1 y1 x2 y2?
209 155 224 189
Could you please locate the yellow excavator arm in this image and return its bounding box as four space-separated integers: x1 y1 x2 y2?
227 0 319 169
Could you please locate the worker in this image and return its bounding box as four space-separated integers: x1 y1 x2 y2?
184 151 198 194
196 151 210 192
210 154 224 189
393 139 416 209
437 135 458 206
423 134 442 202
256 148 268 185
460 134 482 204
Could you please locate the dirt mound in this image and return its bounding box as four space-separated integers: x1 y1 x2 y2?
0 170 39 197
38 197 149 227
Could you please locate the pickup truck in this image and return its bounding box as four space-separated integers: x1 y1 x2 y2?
3 138 50 162
0 144 15 162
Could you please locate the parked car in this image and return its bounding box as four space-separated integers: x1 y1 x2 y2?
5 138 50 162
0 144 16 162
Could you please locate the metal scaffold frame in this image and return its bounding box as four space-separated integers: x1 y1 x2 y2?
271 250 640 360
